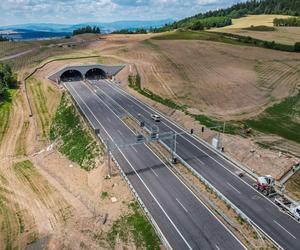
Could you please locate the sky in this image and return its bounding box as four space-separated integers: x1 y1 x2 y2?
0 0 245 25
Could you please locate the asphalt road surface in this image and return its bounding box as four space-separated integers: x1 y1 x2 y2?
64 80 245 250
90 79 300 250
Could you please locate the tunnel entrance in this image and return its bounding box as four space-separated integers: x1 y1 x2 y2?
60 70 83 82
85 68 106 80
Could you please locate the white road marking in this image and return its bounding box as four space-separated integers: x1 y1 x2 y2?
176 198 188 213
150 167 159 177
273 220 297 239
90 81 247 249
227 182 241 194
215 244 221 250
85 81 247 249
101 81 284 248
195 158 204 165
131 145 138 153
67 82 192 250
117 129 123 136
107 117 111 122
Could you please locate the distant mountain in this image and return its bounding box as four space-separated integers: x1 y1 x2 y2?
0 29 70 40
0 19 173 34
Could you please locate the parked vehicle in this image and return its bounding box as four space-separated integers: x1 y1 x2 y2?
275 196 300 221
151 114 160 122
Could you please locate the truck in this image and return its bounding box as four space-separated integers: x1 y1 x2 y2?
253 175 276 196
275 196 300 221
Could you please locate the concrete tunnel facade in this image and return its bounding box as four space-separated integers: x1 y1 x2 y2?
48 64 125 83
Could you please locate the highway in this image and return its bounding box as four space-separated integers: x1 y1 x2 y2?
64 81 245 250
91 79 300 250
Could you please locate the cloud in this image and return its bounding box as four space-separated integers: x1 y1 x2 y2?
112 0 150 6
0 0 244 25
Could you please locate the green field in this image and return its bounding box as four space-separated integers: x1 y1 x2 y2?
27 77 50 137
246 91 300 144
153 30 249 46
107 202 160 250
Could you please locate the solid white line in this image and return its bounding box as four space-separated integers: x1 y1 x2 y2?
67 82 192 250
104 81 282 211
227 182 241 194
103 79 283 249
117 145 193 249
145 146 247 250
90 81 247 249
215 244 221 250
150 167 159 177
273 220 297 239
176 198 189 213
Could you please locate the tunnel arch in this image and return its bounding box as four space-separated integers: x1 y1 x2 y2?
85 68 106 80
60 69 83 82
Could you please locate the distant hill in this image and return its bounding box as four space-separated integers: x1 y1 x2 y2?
0 29 70 41
156 0 300 31
0 19 173 34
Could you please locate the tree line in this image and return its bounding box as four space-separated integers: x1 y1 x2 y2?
0 36 9 42
0 63 17 101
153 0 300 32
73 26 101 36
274 17 300 27
111 28 147 34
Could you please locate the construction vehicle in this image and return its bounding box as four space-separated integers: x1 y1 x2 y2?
275 196 300 221
253 175 276 196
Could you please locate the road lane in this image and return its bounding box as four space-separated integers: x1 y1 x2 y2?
93 79 300 249
65 81 245 250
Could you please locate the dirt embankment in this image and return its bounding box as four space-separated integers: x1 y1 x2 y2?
89 34 300 120
0 56 138 249
84 34 300 179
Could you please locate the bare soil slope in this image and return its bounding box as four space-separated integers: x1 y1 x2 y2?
94 35 300 120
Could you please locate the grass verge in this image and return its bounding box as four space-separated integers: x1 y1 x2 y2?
15 121 29 156
245 91 300 144
50 92 104 171
0 89 17 144
153 30 298 52
128 75 242 135
107 201 160 250
27 77 50 137
153 30 251 46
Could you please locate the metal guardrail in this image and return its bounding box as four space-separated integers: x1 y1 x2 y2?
97 134 172 250
105 79 284 248
63 83 171 249
159 139 282 250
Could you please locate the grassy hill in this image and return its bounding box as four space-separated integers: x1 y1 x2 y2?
210 15 300 45
154 0 300 32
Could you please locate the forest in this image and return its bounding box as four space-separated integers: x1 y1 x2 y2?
153 0 300 32
73 26 101 36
